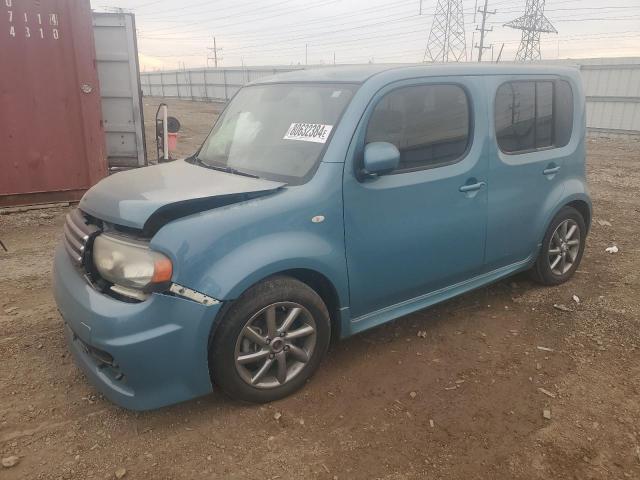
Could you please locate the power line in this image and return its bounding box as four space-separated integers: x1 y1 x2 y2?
140 8 427 42
143 0 341 36
140 0 263 20
135 0 640 66
138 0 640 42
142 22 640 61
214 14 424 53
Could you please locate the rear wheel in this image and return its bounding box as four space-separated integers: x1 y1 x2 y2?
210 276 331 403
531 206 586 285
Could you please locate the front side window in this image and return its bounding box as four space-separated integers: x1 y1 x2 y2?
196 83 357 184
495 79 573 154
365 84 470 173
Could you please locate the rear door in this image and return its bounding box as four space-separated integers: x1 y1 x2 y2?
343 77 489 319
485 77 575 271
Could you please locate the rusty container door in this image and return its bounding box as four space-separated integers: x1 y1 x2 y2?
0 0 106 207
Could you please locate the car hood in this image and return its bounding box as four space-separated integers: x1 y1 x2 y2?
79 160 285 234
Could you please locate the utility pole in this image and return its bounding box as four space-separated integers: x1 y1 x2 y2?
505 0 557 61
474 0 495 62
206 35 223 68
305 43 308 65
423 0 467 63
495 42 505 62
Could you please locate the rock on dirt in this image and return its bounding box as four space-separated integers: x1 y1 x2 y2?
538 387 557 398
553 304 573 312
2 456 20 468
114 467 127 479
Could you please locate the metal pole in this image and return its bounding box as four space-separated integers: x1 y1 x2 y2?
477 0 489 61
223 69 228 102
214 36 218 67
495 43 504 63
305 43 308 65
204 68 209 101
162 105 168 161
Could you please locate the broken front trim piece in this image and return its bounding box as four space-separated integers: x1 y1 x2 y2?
169 283 220 306
110 282 220 305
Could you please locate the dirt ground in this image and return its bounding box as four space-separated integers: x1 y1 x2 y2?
1 98 639 480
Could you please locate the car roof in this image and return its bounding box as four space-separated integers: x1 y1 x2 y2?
251 63 580 85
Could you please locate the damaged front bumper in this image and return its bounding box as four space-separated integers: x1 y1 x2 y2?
52 244 222 410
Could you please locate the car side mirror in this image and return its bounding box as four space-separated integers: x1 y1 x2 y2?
363 142 400 176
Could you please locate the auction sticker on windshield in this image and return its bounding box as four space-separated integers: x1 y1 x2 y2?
283 123 333 143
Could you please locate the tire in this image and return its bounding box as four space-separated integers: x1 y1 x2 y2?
210 276 331 403
530 206 586 286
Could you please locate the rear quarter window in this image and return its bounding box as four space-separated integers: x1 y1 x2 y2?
495 79 574 154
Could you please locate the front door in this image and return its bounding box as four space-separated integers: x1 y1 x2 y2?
343 78 489 319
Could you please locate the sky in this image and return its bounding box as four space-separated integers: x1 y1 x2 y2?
91 0 640 70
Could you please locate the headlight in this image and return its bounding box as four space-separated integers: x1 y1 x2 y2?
92 234 173 291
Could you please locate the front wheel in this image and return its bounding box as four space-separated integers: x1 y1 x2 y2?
530 206 586 286
210 276 331 403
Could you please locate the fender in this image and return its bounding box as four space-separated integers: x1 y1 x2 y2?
149 163 350 313
199 230 349 305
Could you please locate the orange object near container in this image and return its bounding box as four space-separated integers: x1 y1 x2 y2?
0 0 107 207
167 132 178 152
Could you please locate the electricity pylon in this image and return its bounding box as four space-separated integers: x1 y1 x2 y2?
423 0 467 63
505 0 557 61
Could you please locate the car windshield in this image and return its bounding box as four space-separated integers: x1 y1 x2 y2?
195 83 357 184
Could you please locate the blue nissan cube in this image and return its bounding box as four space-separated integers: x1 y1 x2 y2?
53 64 591 410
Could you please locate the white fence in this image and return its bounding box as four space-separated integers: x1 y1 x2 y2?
140 58 640 136
140 66 305 103
575 59 640 136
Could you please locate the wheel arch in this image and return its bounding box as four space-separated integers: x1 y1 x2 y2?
280 268 342 343
566 199 592 233
540 190 592 244
208 268 344 347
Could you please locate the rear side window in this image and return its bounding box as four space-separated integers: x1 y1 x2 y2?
366 84 470 172
495 80 573 154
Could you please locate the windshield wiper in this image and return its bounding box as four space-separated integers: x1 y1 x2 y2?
193 157 260 179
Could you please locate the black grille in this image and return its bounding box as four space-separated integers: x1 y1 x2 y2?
63 209 99 266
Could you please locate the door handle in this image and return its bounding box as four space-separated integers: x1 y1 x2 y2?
459 181 486 193
543 166 561 175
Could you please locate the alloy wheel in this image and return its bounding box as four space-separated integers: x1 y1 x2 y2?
548 219 581 276
234 302 317 389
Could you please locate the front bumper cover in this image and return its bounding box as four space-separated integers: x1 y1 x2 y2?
53 244 222 411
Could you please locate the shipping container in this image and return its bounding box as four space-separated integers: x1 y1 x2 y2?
93 11 146 168
0 0 107 207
